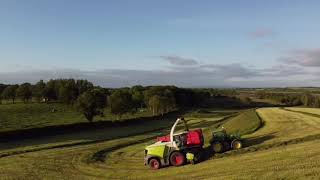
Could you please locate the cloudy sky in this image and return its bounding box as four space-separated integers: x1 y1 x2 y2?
1 0 320 87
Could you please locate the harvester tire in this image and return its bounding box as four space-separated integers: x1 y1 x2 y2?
191 149 203 164
149 158 161 170
231 140 242 150
212 141 224 153
170 151 185 166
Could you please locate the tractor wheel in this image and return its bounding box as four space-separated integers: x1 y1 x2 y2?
231 140 242 150
191 149 203 164
148 158 161 170
212 141 224 153
223 141 231 151
170 151 185 166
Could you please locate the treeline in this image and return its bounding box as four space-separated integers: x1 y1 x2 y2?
0 79 211 122
0 80 94 104
256 91 320 107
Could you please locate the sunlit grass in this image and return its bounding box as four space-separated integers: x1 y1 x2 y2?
0 108 319 179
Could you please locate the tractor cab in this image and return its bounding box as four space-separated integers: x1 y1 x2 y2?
210 127 243 153
211 128 228 142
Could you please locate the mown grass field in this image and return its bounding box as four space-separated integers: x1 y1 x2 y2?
285 107 320 116
0 102 153 132
0 107 319 179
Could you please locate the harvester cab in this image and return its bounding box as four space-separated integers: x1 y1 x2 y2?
144 117 204 169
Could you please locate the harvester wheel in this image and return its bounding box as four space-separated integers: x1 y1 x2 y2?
170 151 185 166
191 149 203 164
149 158 161 170
212 141 224 153
231 140 242 150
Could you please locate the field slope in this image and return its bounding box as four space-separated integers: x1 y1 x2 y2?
0 103 153 132
0 108 319 179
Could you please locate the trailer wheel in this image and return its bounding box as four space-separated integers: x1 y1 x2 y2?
231 140 242 150
170 151 185 166
212 141 224 153
148 158 161 170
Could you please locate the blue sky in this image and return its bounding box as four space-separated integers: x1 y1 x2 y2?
1 0 320 87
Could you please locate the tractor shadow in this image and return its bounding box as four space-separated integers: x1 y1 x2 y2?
200 133 276 163
242 133 277 147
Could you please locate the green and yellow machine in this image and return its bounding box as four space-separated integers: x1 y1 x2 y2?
144 119 243 170
144 118 204 169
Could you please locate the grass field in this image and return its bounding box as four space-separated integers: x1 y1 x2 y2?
0 103 153 132
0 107 319 179
285 107 320 116
222 109 261 135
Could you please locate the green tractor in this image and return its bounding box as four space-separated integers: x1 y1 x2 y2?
210 127 243 153
144 118 204 170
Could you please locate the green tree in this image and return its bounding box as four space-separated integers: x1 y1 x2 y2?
58 80 78 104
131 87 145 110
109 90 133 119
58 86 72 104
148 95 161 115
16 83 33 103
33 80 46 102
92 88 107 108
76 80 94 95
76 91 105 122
0 84 6 104
144 87 177 115
301 94 313 107
1 85 18 104
44 79 58 101
148 94 176 116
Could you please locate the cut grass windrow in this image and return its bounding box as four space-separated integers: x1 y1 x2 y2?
283 107 320 118
213 133 320 159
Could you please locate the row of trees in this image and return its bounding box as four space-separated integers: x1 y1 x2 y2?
0 80 212 122
1 84 32 103
5 81 320 122
256 91 320 107
0 79 94 104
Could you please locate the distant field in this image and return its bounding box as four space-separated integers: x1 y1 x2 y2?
285 107 320 116
254 108 320 142
0 103 153 132
0 107 319 179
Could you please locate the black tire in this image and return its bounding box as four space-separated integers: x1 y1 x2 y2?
190 149 203 164
231 140 242 150
212 141 224 153
148 158 161 170
223 141 231 151
169 151 185 166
